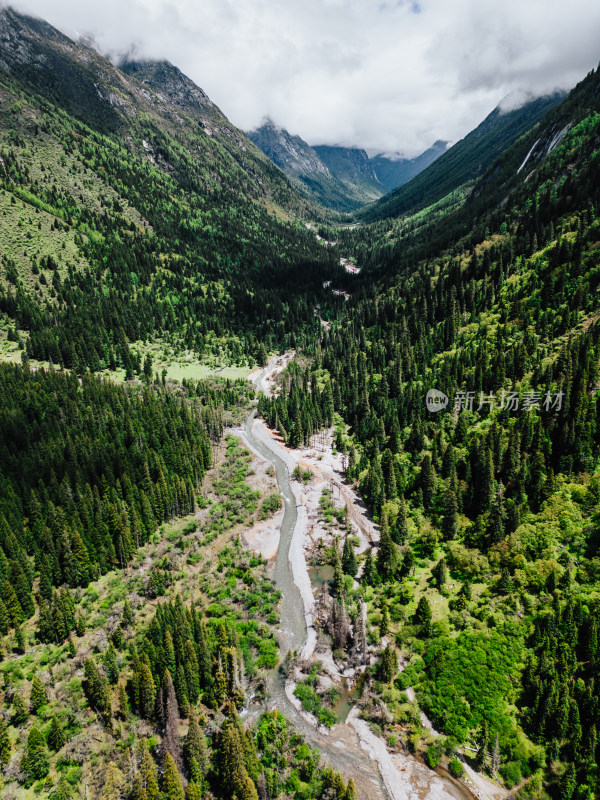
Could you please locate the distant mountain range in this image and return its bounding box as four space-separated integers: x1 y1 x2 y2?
359 90 566 222
247 120 448 212
248 91 566 217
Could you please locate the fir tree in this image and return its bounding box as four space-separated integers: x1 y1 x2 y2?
341 532 358 577
162 752 185 800
362 547 377 586
377 512 397 581
140 741 159 800
378 644 398 683
117 682 130 720
332 539 346 599
30 674 47 712
184 716 209 781
24 725 50 780
0 717 10 766
12 693 28 725
414 596 432 636
48 715 66 751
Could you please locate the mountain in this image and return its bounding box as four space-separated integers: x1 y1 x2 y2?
370 140 448 193
247 120 386 211
247 119 363 211
0 8 333 376
248 122 448 211
259 63 600 800
312 144 383 202
360 90 565 221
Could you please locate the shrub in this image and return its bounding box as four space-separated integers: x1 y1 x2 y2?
448 759 464 778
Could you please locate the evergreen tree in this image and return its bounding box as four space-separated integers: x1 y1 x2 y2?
393 495 409 544
24 726 50 780
186 783 202 800
48 715 67 751
184 716 209 781
421 455 435 511
162 752 185 800
378 644 398 683
117 682 130 720
0 717 10 766
30 674 47 712
345 778 358 800
341 533 358 577
431 558 448 589
12 693 28 725
332 539 346 599
442 489 459 540
362 547 377 586
377 512 397 581
140 741 159 800
414 596 432 636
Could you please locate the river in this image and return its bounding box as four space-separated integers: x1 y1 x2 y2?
237 360 492 800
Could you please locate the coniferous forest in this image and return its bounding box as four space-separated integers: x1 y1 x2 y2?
1 6 600 800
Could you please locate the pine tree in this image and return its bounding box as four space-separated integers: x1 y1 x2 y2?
341 533 358 577
12 693 28 725
117 682 130 719
48 715 66 751
414 596 432 636
184 716 209 780
431 558 448 589
30 674 47 711
332 539 346 599
0 717 10 766
140 741 159 800
378 644 398 683
162 752 185 800
158 670 182 771
24 725 50 779
377 512 397 581
345 778 358 800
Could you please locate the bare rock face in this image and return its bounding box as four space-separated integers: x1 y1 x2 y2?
119 59 216 119
248 120 332 176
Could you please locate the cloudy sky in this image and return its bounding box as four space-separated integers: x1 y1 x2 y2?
13 0 600 155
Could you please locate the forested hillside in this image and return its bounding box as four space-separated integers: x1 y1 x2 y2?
359 92 564 223
2 5 600 800
259 66 600 796
0 9 340 375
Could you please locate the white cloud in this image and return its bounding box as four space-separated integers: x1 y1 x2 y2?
11 0 600 155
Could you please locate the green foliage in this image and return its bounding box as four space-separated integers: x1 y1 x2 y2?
417 627 524 748
259 493 282 520
448 758 464 778
23 725 50 781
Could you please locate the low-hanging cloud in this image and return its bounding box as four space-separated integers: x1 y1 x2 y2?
11 0 600 156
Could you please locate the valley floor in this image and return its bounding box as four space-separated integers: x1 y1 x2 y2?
235 355 507 800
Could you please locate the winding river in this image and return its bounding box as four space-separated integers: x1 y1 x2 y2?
237 362 485 800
